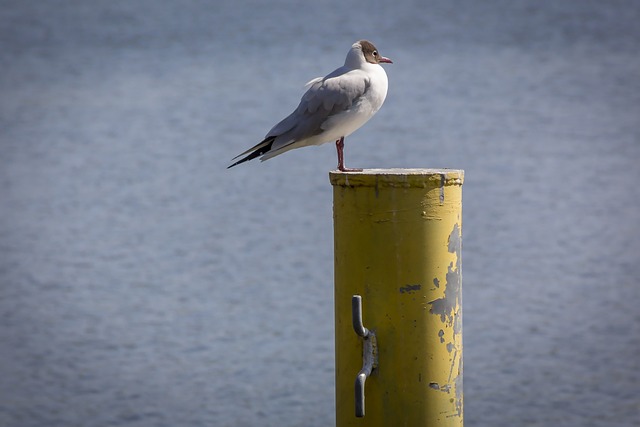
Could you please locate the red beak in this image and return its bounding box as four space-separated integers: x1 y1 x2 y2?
379 56 393 64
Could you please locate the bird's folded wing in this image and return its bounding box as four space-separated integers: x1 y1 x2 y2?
267 71 368 152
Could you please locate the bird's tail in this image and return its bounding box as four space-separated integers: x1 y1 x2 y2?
227 136 276 168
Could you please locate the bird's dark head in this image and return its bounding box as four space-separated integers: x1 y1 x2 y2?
358 40 393 64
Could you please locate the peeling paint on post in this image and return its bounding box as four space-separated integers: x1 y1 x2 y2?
331 168 464 427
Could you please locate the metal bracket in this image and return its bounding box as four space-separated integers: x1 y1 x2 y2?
352 295 378 418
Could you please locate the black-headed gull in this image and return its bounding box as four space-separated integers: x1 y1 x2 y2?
228 40 392 172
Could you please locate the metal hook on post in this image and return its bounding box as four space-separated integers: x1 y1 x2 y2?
352 295 377 418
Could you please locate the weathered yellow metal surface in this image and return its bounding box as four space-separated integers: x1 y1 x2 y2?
331 168 464 427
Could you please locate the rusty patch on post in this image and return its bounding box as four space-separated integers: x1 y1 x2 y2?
399 284 421 294
428 223 461 324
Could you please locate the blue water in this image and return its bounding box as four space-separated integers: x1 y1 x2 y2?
1 1 639 426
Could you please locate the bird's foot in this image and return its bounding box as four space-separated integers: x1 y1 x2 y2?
338 166 363 172
335 137 361 172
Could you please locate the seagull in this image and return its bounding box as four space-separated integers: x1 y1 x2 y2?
228 40 392 172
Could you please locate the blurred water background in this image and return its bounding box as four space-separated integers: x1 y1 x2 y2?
1 1 639 426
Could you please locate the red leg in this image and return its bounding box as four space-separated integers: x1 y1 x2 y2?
335 137 362 172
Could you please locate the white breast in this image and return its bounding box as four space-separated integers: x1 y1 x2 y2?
320 64 388 141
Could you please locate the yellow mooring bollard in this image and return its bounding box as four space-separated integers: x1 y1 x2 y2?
331 168 464 427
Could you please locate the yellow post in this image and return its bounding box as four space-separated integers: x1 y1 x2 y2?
331 168 464 427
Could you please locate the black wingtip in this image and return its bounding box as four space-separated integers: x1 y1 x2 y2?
227 137 275 169
226 156 251 169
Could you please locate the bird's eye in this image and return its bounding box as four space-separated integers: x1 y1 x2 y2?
373 51 378 56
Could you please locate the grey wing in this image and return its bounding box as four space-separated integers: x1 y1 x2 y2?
266 70 368 151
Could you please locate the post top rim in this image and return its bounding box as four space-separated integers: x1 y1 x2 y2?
329 168 464 187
